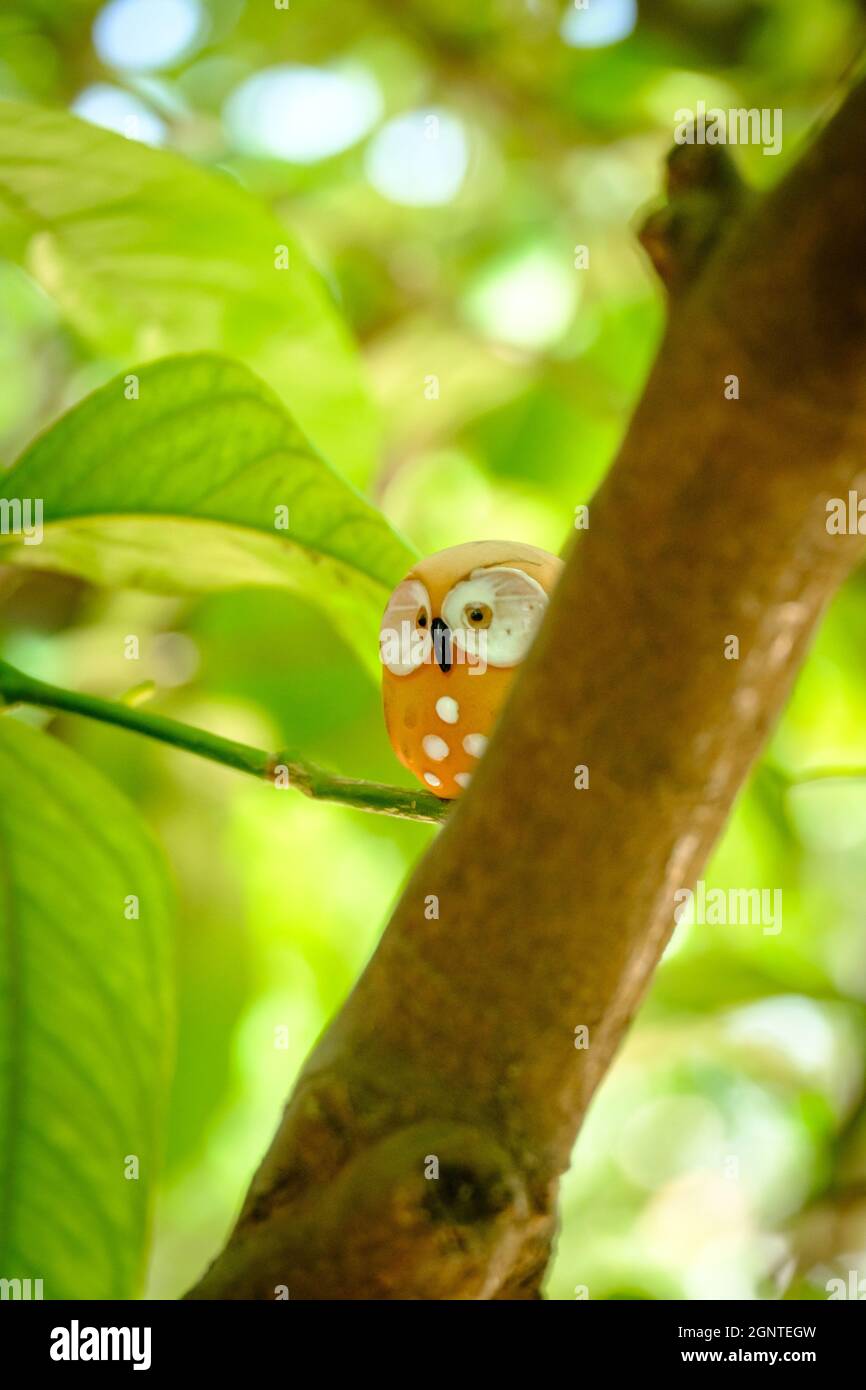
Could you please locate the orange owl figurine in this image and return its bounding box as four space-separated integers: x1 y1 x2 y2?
380 540 563 798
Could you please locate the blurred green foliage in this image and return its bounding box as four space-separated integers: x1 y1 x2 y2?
2 0 866 1300
0 715 173 1297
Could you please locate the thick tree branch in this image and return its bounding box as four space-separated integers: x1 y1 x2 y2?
189 81 866 1299
0 660 448 824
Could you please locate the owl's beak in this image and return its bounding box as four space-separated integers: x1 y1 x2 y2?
430 617 452 674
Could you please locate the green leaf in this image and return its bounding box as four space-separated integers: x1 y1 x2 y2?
0 353 416 672
0 715 174 1298
0 100 378 481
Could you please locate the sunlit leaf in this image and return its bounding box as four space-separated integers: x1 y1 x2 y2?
0 354 416 672
0 101 379 480
0 715 173 1298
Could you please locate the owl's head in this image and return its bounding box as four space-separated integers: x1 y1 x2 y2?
380 540 562 678
380 541 562 797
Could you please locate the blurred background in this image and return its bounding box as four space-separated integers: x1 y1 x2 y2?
2 0 866 1300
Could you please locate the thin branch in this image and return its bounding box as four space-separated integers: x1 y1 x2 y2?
0 659 449 825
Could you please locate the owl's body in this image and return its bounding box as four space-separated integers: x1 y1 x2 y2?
380 540 562 799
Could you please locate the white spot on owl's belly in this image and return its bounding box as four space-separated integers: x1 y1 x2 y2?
435 696 459 725
454 771 472 788
424 771 442 787
463 733 488 758
422 733 449 762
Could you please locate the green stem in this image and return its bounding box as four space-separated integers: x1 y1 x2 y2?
0 658 448 825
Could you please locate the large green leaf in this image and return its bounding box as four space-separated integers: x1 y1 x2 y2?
0 715 173 1298
0 354 416 670
0 100 378 480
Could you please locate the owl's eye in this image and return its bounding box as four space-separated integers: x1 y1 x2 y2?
464 603 493 629
442 566 549 668
380 578 432 676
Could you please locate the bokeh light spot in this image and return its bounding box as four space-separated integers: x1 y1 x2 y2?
463 245 579 351
365 109 468 207
560 0 638 49
71 84 167 145
93 0 207 73
224 65 383 164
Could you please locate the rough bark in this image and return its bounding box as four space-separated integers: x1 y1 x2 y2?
188 82 866 1299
